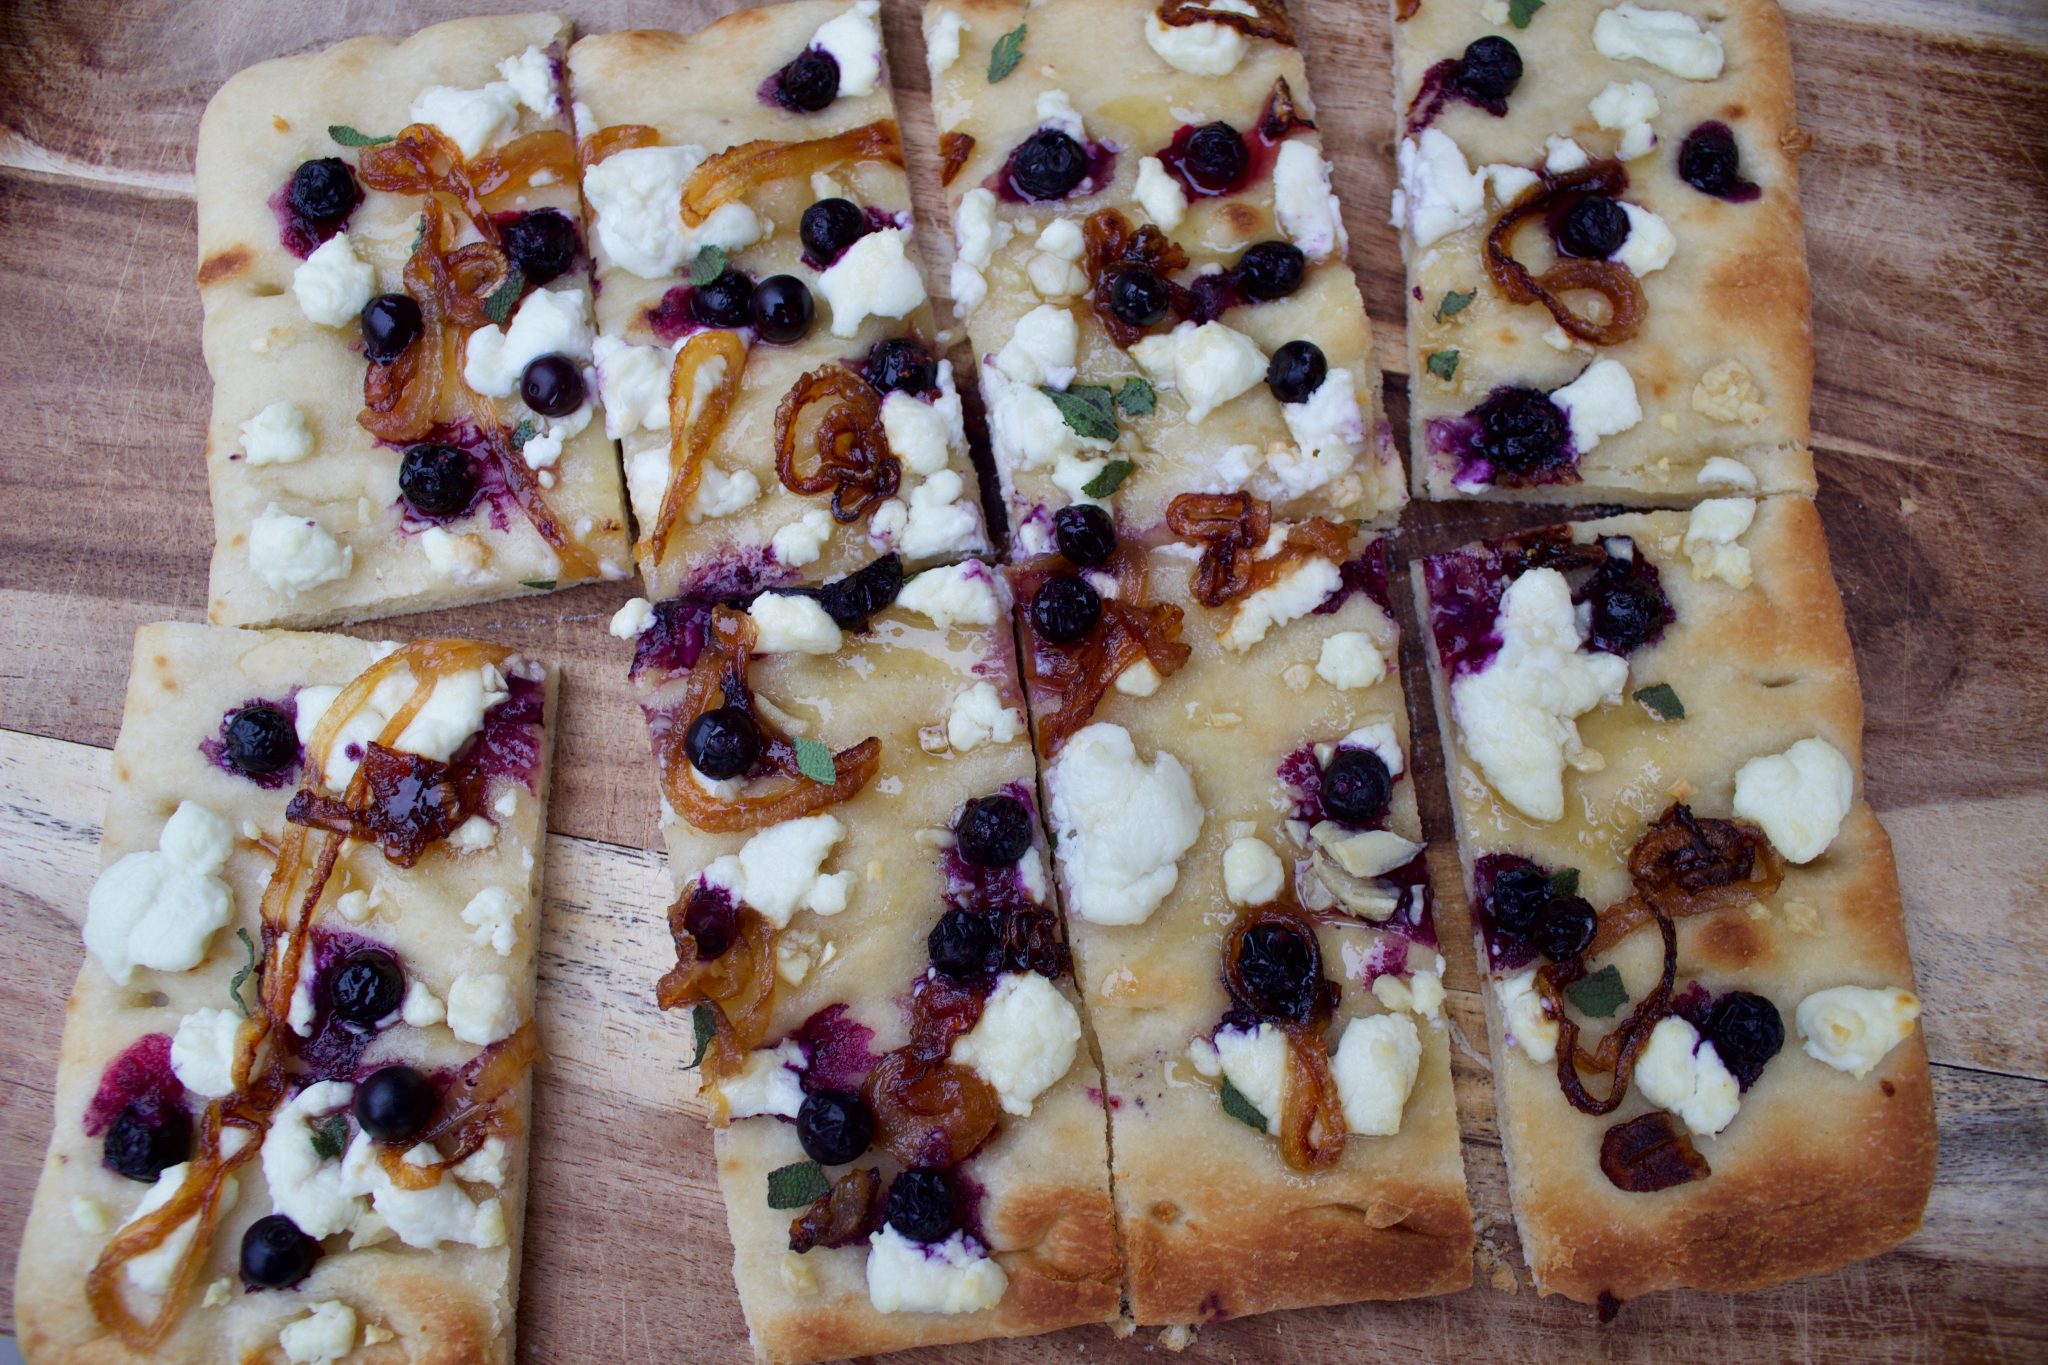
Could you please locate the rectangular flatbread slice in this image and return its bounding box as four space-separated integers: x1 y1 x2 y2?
1412 493 1934 1303
926 0 1406 551
197 14 633 628
616 558 1117 1362
1391 0 1815 504
1010 507 1472 1323
570 3 988 603
16 623 558 1363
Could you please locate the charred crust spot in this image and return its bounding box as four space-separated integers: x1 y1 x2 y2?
1150 1200 1180 1222
198 245 252 286
1881 1079 1897 1097
1698 913 1766 968
1216 200 1262 240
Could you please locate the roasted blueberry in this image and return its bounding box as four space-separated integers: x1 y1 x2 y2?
928 907 999 980
865 337 937 395
1703 990 1784 1088
329 949 404 1027
751 275 815 344
956 793 1034 867
1053 504 1117 567
1266 340 1328 405
1031 574 1101 645
1679 121 1750 198
1109 270 1172 328
520 354 586 417
1183 121 1249 192
1583 556 1670 654
691 270 755 329
1232 920 1318 1022
818 554 904 629
224 704 297 776
289 157 361 228
796 1089 874 1166
1320 747 1392 827
776 48 841 112
360 293 423 363
1533 895 1599 963
354 1065 437 1143
684 705 761 781
1010 129 1089 201
241 1214 318 1290
1555 194 1631 259
1454 36 1523 102
104 1103 191 1183
883 1168 957 1242
801 197 870 263
682 884 739 960
1486 864 1552 935
1238 241 1306 301
397 443 477 519
1473 386 1567 473
499 208 581 286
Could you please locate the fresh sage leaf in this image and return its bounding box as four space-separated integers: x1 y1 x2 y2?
227 927 257 1019
1434 288 1475 322
329 124 395 148
1426 349 1460 381
1567 965 1629 1019
1115 377 1157 417
689 1004 716 1069
1633 682 1686 721
988 24 1028 83
519 579 557 591
794 737 837 785
1042 384 1118 441
1219 1076 1268 1132
511 419 537 450
1547 866 1581 899
1508 0 1545 28
483 268 525 325
1082 459 1136 499
766 1160 831 1210
310 1114 350 1161
690 245 728 287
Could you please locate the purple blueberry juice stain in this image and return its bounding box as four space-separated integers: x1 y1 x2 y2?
199 691 302 789
386 425 515 533
1670 980 1712 1028
1420 543 1511 680
941 781 1043 912
1154 122 1274 200
987 139 1119 205
791 1004 880 1094
1312 541 1393 620
464 673 546 790
84 1034 184 1137
1471 851 1547 972
269 185 353 260
1403 56 1514 136
646 285 707 345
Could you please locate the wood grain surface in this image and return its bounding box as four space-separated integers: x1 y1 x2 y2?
0 0 2044 1360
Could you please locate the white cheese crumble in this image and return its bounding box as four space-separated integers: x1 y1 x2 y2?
949 971 1081 1116
1136 155 1188 231
249 505 352 596
748 593 844 654
397 664 508 762
593 335 671 437
1143 0 1257 75
169 1007 242 1097
279 1300 357 1364
1592 3 1726 80
461 886 522 956
1796 985 1920 1077
817 228 928 338
1483 161 1541 205
1222 836 1284 905
947 681 1024 752
949 188 1007 315
811 1 884 98
452 1135 509 1187
689 463 762 523
1589 79 1662 161
1497 968 1559 1063
1697 455 1759 490
240 401 314 467
772 508 835 567
1114 659 1162 697
1544 135 1592 174
1188 1023 1285 1134
1551 358 1642 454
716 1038 808 1120
1272 140 1347 262
925 8 968 77
463 286 592 398
1635 1016 1740 1135
83 801 236 985
610 596 656 639
897 474 979 555
994 304 1080 389
1045 723 1202 926
1683 495 1756 587
584 144 762 279
402 979 445 1028
1615 201 1676 275
1273 368 1366 497
896 561 999 628
866 1226 1008 1315
498 45 559 117
1732 736 1855 864
419 527 492 585
410 81 520 159
882 373 966 476
339 1130 507 1249
982 365 1113 473
701 814 854 929
1392 130 1485 248
1220 555 1342 652
1316 631 1387 689
1028 219 1089 299
1134 320 1267 424
446 972 521 1046
1335 721 1406 778
292 232 375 326
1330 1013 1422 1137
447 814 496 854
1034 89 1087 142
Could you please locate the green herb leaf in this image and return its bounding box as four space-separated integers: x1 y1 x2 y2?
1219 1077 1268 1132
227 927 257 1019
794 737 837 785
409 214 428 254
1041 384 1118 441
1426 349 1461 381
1082 459 1136 500
689 245 728 287
1507 0 1545 28
1115 377 1157 417
510 419 537 450
1547 867 1581 899
483 268 525 325
519 578 557 591
1566 965 1630 1019
1633 682 1686 721
988 23 1028 83
688 1004 716 1069
766 1160 831 1210
1434 288 1475 322
329 124 395 147
310 1114 350 1161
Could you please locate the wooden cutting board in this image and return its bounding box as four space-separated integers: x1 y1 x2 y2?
1 0 2044 1359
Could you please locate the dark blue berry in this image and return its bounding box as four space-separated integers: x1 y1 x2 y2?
1239 241 1306 301
1183 122 1249 192
224 705 297 776
691 270 755 329
928 908 999 980
1110 270 1172 328
955 794 1033 867
354 1065 437 1142
1473 386 1567 473
685 706 760 781
361 294 422 363
1704 991 1784 1089
1266 340 1328 404
289 158 360 227
1320 747 1391 827
800 198 869 263
397 443 477 519
751 275 815 344
817 554 904 630
1555 194 1631 259
104 1103 191 1183
1053 504 1117 567
328 949 403 1027
1011 130 1089 201
865 338 936 395
776 49 841 112
241 1214 318 1290
520 354 585 416
796 1089 874 1166
1031 575 1101 645
1533 895 1599 963
1454 36 1523 101
884 1168 957 1242
500 208 580 286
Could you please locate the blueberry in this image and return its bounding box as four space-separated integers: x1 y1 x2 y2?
883 1168 957 1242
796 1089 874 1166
1679 122 1746 198
928 908 999 980
360 293 423 364
1320 747 1392 827
1473 386 1567 474
240 1214 318 1290
104 1103 191 1183
1053 504 1117 567
1266 340 1328 405
1010 129 1090 201
864 338 937 396
800 198 870 263
224 704 297 776
1555 194 1631 259
1703 991 1784 1089
682 884 739 960
1031 575 1101 645
776 48 841 112
750 275 815 344
1232 920 1319 1022
1533 895 1599 963
499 208 581 286
1454 36 1523 102
1238 241 1306 301
1583 556 1669 654
684 706 761 781
817 554 904 630
691 270 755 329
353 1065 437 1143
288 157 360 228
1485 864 1552 935
328 949 403 1027
1109 270 1172 328
1183 122 1249 191
955 794 1034 867
520 354 586 417
397 443 477 519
